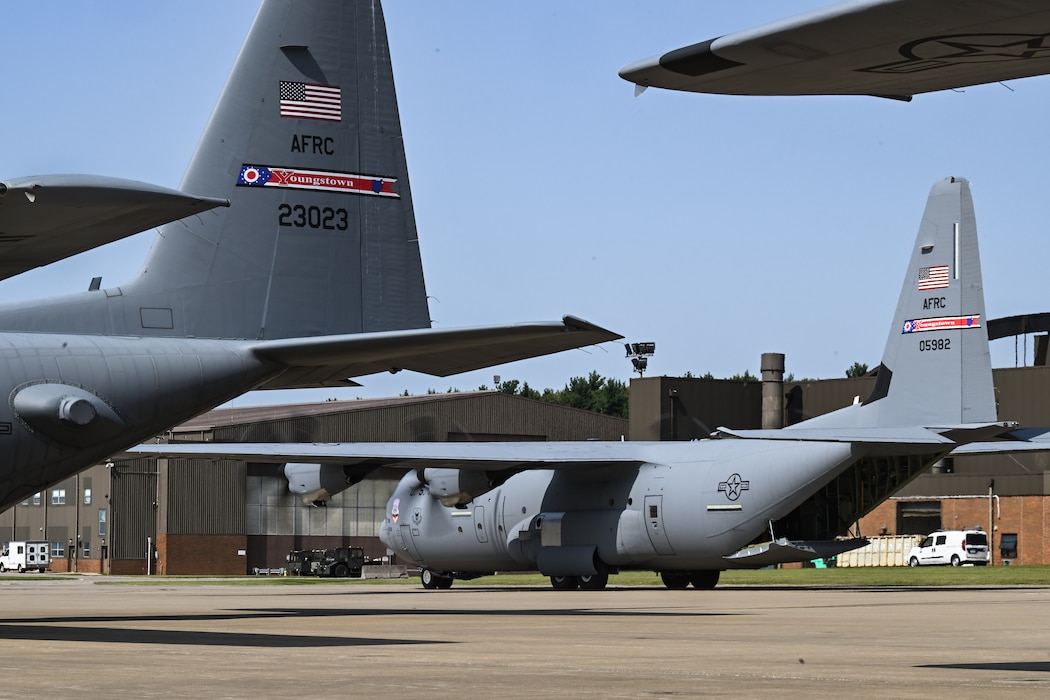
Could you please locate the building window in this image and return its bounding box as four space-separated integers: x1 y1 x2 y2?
32 493 41 506
82 541 90 558
99 509 107 537
84 488 92 506
1000 533 1018 560
51 489 66 505
51 541 65 558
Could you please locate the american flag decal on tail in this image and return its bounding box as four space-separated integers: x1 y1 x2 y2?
279 81 341 122
918 264 949 290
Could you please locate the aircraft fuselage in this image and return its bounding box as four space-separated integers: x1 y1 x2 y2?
379 440 863 576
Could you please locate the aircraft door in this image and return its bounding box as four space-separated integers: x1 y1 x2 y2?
644 495 676 555
399 522 423 562
394 505 424 562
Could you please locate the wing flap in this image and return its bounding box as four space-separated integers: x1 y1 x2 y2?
251 315 622 389
0 175 229 281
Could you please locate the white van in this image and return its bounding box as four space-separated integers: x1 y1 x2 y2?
907 530 990 567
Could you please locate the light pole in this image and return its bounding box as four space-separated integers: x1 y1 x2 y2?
625 342 656 377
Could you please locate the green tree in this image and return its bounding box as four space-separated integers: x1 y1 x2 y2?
490 371 629 418
846 362 869 378
545 371 629 417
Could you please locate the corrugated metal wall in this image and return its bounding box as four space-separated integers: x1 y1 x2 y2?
110 460 159 561
160 460 245 535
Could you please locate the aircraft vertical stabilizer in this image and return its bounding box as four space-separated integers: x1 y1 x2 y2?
796 177 996 430
129 0 430 340
0 0 430 341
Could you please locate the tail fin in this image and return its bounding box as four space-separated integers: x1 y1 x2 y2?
5 0 430 340
126 0 429 340
801 177 996 429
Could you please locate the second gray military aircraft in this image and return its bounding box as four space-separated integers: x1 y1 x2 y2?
135 176 1050 589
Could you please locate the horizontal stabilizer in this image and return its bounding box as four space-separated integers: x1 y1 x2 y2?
951 427 1050 456
251 316 622 388
0 175 228 281
717 421 1017 447
715 426 954 445
723 537 869 568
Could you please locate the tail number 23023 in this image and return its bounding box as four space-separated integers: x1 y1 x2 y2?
278 204 349 231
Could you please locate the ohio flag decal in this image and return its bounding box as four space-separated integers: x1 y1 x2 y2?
237 165 399 198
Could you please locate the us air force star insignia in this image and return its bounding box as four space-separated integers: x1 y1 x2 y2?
860 33 1050 75
718 473 750 501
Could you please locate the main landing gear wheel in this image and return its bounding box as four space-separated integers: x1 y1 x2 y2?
421 569 452 589
550 575 580 591
660 571 690 590
578 573 609 590
661 570 720 589
689 570 720 589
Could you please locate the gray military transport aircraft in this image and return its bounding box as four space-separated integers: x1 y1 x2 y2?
620 0 1050 100
131 176 1050 590
0 0 620 512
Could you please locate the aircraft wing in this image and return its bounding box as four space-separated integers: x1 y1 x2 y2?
0 174 229 282
126 440 646 471
249 316 623 389
620 0 1050 99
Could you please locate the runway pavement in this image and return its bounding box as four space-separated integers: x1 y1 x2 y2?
0 576 1047 698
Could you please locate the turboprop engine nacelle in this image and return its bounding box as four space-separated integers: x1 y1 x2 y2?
422 468 495 507
281 462 382 506
282 463 351 506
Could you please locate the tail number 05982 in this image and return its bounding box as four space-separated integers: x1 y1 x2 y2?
919 338 950 352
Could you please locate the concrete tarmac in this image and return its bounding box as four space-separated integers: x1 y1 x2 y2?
0 576 1047 698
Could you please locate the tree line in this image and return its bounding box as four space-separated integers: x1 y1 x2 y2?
407 362 871 420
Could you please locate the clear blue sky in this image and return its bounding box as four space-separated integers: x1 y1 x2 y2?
3 1 1048 406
